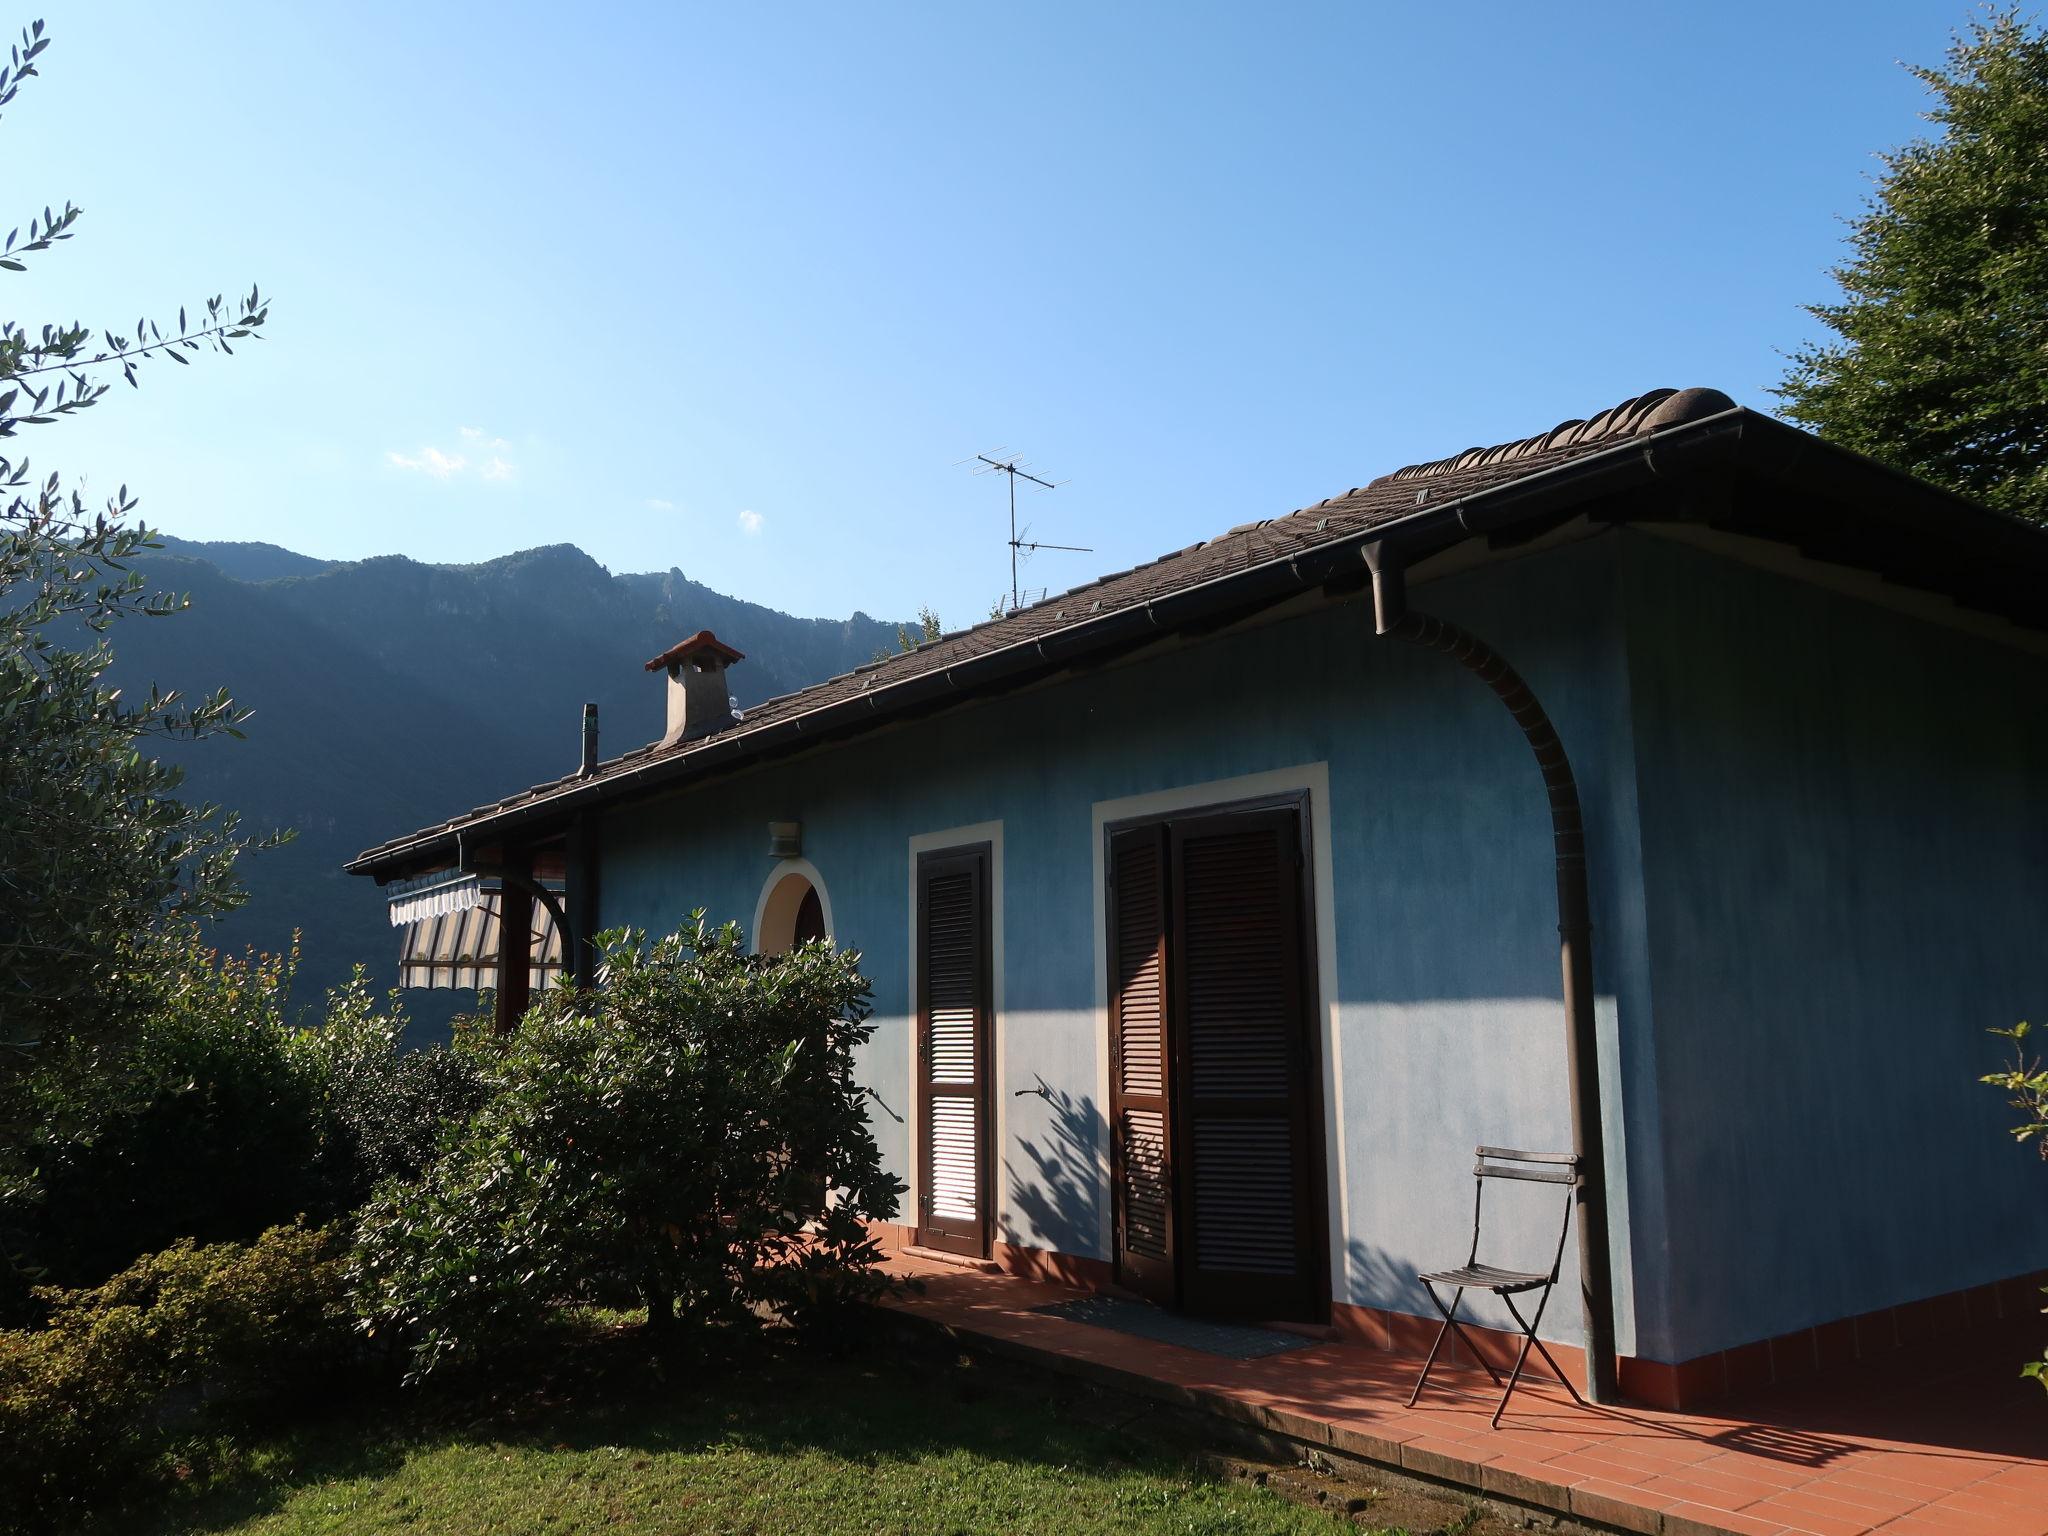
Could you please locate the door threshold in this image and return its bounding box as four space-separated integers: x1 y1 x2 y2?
902 1245 1002 1275
1255 1319 1339 1342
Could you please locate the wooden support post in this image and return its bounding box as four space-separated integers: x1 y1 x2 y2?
565 812 601 989
494 857 534 1035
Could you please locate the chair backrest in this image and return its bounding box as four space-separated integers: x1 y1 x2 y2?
1465 1146 1581 1276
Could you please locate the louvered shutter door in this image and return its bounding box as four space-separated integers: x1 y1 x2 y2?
1108 825 1176 1304
916 847 990 1257
1170 810 1319 1322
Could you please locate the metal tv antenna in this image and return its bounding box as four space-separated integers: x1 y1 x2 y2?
965 451 1091 610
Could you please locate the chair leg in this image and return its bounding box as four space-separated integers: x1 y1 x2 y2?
1407 1281 1504 1410
1491 1287 1586 1428
1491 1299 1541 1428
1406 1282 1460 1408
1511 1282 1587 1408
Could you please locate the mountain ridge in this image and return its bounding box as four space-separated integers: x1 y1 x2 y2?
111 536 907 1028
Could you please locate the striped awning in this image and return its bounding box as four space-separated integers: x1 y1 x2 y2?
388 875 565 992
385 870 486 927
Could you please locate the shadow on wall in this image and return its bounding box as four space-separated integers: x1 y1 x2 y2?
1004 1079 1105 1259
1348 1238 1438 1329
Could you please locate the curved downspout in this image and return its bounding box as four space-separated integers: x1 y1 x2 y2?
1368 546 1619 1405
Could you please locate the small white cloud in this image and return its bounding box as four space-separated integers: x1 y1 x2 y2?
737 508 763 535
645 497 677 513
386 429 516 484
387 447 468 479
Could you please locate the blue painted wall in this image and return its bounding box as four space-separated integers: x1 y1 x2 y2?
515 522 2047 1368
600 537 1653 1352
1619 530 2048 1363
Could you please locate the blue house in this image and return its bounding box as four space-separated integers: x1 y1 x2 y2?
349 388 2048 1409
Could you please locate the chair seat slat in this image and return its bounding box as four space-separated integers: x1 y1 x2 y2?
1475 1145 1578 1164
1475 1164 1578 1184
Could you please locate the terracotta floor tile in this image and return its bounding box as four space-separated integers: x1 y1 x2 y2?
1663 1500 1799 1536
1540 1448 1664 1486
1602 1432 1729 1467
1961 1473 2048 1513
1793 1477 1936 1522
1700 1450 1837 1490
1764 1484 1933 1532
1930 1487 2048 1529
1647 1455 1809 1504
1877 1455 2025 1492
1635 1471 1788 1513
1974 1464 2048 1497
1594 1440 1743 1480
1820 1466 1967 1506
1744 1497 1881 1536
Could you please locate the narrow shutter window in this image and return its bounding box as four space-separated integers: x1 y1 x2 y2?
917 847 989 1256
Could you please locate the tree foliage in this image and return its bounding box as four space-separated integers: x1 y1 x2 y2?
352 919 904 1382
875 604 944 661
1983 1020 2048 1393
1776 9 2048 520
0 16 273 1068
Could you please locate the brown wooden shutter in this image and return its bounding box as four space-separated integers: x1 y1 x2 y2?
916 846 990 1257
1170 809 1318 1321
1108 824 1176 1304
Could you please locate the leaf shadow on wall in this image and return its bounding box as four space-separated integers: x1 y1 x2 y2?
1004 1079 1104 1261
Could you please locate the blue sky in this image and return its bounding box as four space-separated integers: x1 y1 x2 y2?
13 2 1974 624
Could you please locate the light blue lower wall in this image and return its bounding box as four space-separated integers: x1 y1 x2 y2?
600 539 1650 1352
1621 531 2048 1363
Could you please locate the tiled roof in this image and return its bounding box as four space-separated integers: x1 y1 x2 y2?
347 388 1736 871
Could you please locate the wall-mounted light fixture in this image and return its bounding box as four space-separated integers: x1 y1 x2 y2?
767 820 802 859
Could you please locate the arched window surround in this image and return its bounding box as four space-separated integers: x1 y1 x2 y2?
752 857 834 955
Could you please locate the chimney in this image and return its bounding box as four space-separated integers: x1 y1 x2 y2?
579 702 599 775
643 630 745 747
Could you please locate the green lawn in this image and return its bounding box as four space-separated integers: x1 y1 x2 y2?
134 1339 1382 1536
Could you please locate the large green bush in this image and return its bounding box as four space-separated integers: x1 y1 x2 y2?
298 972 489 1202
0 1223 350 1530
2 928 481 1315
14 935 323 1293
353 919 904 1381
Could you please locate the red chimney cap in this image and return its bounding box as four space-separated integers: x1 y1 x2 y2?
644 630 746 672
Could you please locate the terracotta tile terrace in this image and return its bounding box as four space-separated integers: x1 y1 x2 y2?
879 1251 2048 1536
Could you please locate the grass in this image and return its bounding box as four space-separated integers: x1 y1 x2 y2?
127 1331 1392 1536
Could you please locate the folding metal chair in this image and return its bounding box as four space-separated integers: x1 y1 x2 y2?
1406 1145 1588 1427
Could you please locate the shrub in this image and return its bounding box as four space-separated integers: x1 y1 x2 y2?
353 919 905 1381
298 972 488 1202
3 933 481 1314
0 1223 351 1529
15 933 325 1294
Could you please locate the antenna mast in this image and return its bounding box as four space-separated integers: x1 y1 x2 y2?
969 452 1091 610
